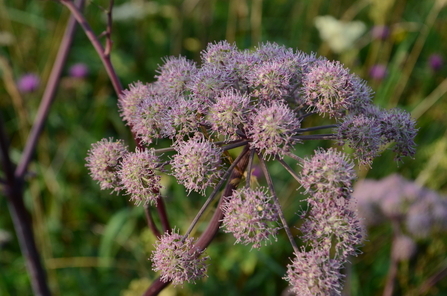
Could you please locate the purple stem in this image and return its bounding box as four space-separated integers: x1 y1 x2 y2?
144 205 161 238
1 1 85 295
15 0 84 180
183 145 250 239
156 197 171 233
59 0 123 97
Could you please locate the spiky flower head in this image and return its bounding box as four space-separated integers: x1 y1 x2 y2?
300 200 364 261
247 101 301 159
379 108 417 162
170 136 223 195
188 65 234 107
337 113 382 166
132 87 175 144
300 148 356 197
119 149 162 205
201 40 238 67
284 249 344 296
303 59 372 117
85 138 128 191
119 81 150 126
167 97 202 139
151 229 209 286
207 89 251 140
155 56 197 96
221 187 281 249
248 61 292 100
254 42 295 62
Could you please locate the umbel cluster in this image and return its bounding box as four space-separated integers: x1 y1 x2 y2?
86 41 417 295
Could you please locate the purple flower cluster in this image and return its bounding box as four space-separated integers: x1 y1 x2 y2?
170 136 223 195
151 229 209 286
221 187 281 249
119 149 162 205
338 105 417 166
369 64 387 80
428 54 443 72
284 148 363 294
85 138 127 190
284 248 344 296
86 41 418 291
69 63 89 78
86 139 163 205
17 73 40 93
353 174 447 238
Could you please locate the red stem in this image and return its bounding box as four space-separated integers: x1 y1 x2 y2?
59 0 123 97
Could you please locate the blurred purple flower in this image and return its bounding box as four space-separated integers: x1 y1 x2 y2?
428 54 443 72
251 166 263 178
369 64 387 80
17 73 40 93
69 63 89 78
371 25 390 40
352 174 447 237
392 235 416 261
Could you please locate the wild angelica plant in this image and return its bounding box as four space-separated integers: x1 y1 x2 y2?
86 41 417 295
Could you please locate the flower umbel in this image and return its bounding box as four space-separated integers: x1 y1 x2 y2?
119 149 162 205
221 187 281 249
170 136 223 195
85 138 128 191
247 101 301 159
86 40 418 293
151 229 209 286
300 148 356 197
284 248 344 296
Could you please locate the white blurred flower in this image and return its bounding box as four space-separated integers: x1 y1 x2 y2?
0 229 12 246
0 31 15 46
104 1 159 22
314 15 366 53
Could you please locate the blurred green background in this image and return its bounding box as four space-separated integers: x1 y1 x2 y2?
1 0 447 295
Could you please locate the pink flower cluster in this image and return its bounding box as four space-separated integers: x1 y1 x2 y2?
353 174 447 238
85 41 418 291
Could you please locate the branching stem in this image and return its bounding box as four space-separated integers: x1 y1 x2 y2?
257 153 299 254
183 145 250 239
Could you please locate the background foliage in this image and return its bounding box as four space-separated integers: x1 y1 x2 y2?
1 0 447 295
